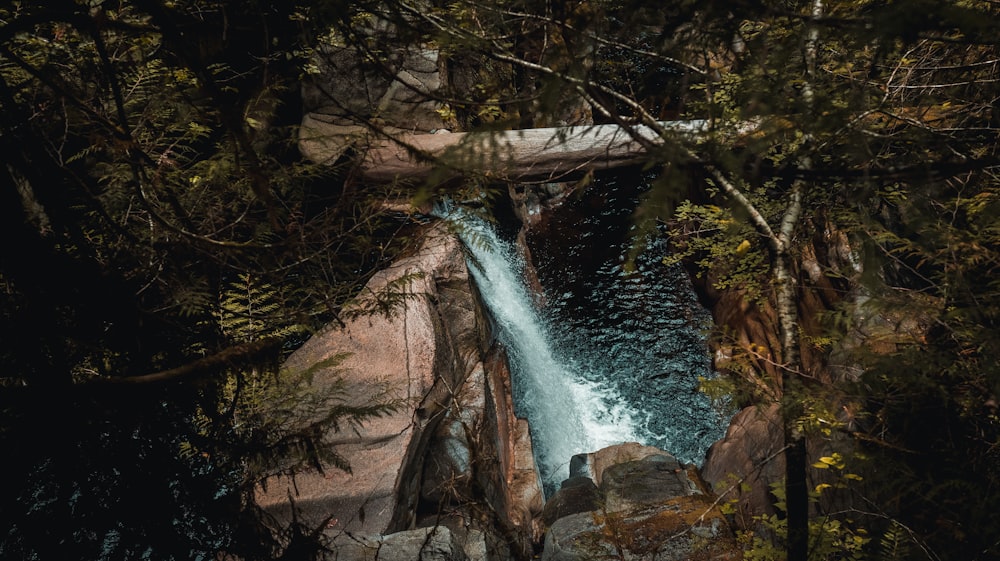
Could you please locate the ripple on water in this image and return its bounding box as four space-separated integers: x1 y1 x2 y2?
527 172 730 470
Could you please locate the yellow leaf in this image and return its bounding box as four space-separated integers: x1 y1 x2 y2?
735 239 751 256
813 455 845 469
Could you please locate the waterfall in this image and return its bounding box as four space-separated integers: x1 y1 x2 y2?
441 207 640 492
438 182 730 496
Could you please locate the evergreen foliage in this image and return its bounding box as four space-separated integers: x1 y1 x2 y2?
3 0 1000 559
0 2 418 559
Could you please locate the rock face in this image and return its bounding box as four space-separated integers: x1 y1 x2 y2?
254 224 543 559
540 443 740 561
700 404 785 524
318 526 470 561
696 222 867 527
299 18 449 165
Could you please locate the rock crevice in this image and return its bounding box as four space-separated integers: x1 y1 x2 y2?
541 443 740 561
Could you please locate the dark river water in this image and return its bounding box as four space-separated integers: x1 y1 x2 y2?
523 172 730 487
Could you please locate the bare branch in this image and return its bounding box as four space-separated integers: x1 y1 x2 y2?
89 337 282 386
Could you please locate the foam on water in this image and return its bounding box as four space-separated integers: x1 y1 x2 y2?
442 207 640 491
524 174 730 473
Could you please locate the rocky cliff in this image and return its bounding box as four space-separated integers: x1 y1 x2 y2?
254 224 543 560
255 216 745 560
695 222 872 527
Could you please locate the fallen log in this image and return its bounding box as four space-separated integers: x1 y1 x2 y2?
361 121 710 184
299 115 709 184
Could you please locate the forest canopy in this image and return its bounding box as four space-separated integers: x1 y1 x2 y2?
0 2 416 559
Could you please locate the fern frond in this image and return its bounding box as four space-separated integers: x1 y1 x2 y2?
339 272 426 321
216 272 307 343
877 521 910 561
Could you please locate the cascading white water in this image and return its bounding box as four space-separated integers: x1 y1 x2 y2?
441 207 641 491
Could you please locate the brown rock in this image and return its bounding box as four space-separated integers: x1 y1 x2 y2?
700 404 784 523
254 228 469 535
600 454 700 513
541 496 740 561
541 495 742 561
321 526 470 561
480 345 545 540
540 444 740 561
569 442 671 487
253 223 544 561
541 477 601 528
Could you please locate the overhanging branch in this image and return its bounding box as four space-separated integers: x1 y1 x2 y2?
89 337 282 386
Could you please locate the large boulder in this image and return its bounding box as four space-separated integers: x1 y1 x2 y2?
539 477 600 528
601 454 700 514
255 224 542 558
540 443 740 561
568 442 671 488
700 404 785 523
255 226 469 535
542 499 738 561
701 403 866 533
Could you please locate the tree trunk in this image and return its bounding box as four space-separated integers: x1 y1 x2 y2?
776 249 809 561
782 0 823 555
356 121 709 184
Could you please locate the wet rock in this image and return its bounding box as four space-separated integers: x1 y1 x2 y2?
540 444 740 561
541 477 601 527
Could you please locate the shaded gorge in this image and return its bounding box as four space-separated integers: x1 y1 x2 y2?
526 173 729 470
449 172 730 495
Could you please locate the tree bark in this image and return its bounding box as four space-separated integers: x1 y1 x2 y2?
777 247 808 561
784 2 824 558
